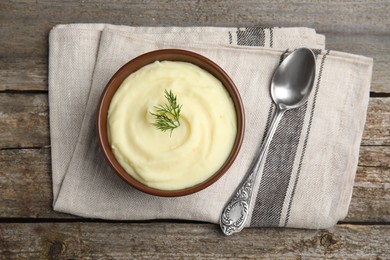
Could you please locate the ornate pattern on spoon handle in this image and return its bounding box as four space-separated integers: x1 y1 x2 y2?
220 172 255 235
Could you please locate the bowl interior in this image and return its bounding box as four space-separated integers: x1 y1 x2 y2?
97 49 244 197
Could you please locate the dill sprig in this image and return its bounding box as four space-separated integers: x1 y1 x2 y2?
150 89 182 136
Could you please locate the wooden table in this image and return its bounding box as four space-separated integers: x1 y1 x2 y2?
1 1 389 258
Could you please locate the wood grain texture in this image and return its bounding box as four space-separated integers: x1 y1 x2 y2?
0 223 389 259
1 1 389 257
0 93 49 149
346 146 390 223
0 148 67 219
362 97 390 146
0 0 389 92
0 146 389 221
1 94 388 149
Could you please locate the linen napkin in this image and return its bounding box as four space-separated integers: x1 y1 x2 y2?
49 24 372 229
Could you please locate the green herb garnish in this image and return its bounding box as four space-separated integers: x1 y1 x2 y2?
150 89 182 136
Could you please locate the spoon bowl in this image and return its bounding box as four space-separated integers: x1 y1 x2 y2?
271 48 316 109
220 48 316 235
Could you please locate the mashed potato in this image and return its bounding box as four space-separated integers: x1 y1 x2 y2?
108 61 236 190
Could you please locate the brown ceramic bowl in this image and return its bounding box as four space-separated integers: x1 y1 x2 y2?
97 49 244 197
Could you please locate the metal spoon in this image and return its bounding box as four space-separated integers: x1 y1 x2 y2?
220 48 317 235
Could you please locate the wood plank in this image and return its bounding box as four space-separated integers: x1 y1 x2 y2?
1 94 388 149
346 145 390 223
0 148 68 219
0 93 49 149
4 0 387 32
0 222 389 259
362 97 390 146
347 166 390 223
0 1 389 92
0 58 47 91
0 146 388 221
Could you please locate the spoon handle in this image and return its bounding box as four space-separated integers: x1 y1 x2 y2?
220 106 285 235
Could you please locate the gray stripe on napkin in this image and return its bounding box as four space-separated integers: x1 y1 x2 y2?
250 49 323 227
284 50 330 227
251 103 308 227
236 27 266 47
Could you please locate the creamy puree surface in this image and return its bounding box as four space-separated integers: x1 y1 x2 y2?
108 61 237 190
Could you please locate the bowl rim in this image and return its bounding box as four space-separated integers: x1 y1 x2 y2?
97 49 245 197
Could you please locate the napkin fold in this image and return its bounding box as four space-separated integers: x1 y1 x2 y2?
49 24 372 229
